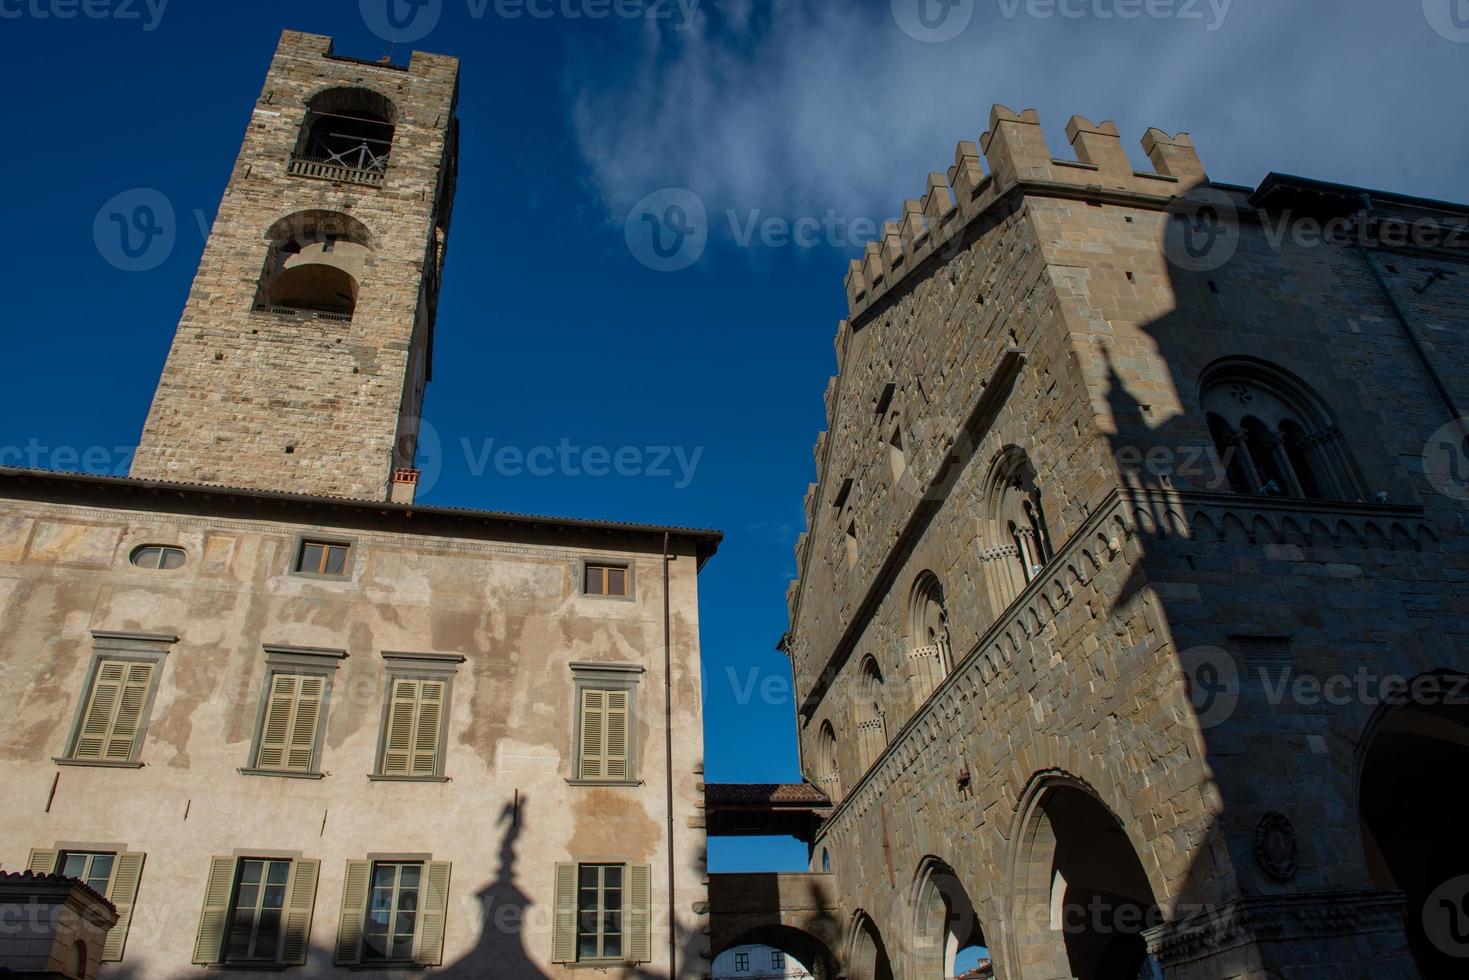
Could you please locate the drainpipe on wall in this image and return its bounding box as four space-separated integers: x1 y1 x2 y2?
1355 193 1467 434
662 531 677 975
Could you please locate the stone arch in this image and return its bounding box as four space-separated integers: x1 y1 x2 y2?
846 911 896 980
296 85 398 174
907 856 988 978
816 720 842 801
1007 772 1162 980
980 447 1056 612
1356 672 1469 979
907 571 952 703
856 655 889 773
1199 356 1367 501
256 209 374 319
716 925 838 980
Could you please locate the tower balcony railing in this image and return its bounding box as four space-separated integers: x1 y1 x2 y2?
252 303 354 324
286 155 386 187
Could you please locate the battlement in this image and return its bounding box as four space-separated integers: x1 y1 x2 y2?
842 104 1206 321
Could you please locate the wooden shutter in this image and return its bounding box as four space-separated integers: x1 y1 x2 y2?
627 863 652 964
73 661 152 761
192 856 236 965
334 859 371 965
280 858 319 965
26 849 59 873
414 861 451 966
579 689 605 780
382 679 445 777
551 863 577 963
255 674 297 769
604 690 630 780
107 663 154 761
256 674 324 772
102 852 145 962
382 679 417 775
287 676 324 771
413 681 444 776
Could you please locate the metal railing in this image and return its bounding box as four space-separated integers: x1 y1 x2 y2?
252 304 353 324
286 157 385 187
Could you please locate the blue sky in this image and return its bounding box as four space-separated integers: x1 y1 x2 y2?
2 0 1466 879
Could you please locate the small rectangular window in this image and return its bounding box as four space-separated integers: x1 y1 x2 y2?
59 851 116 896
225 858 292 962
584 562 628 597
735 951 750 971
364 862 422 962
772 950 785 970
577 864 624 962
296 540 351 577
578 688 630 781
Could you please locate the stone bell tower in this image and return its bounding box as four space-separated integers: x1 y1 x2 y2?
131 31 459 502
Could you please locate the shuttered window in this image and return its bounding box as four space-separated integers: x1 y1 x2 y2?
334 859 450 966
551 862 652 964
192 856 319 966
378 678 445 777
68 660 154 763
29 848 145 962
578 688 630 781
253 673 325 773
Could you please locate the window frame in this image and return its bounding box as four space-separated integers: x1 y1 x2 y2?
129 544 187 570
734 951 750 971
224 856 295 963
240 646 345 779
361 860 424 963
577 558 635 601
31 841 145 963
57 631 173 769
289 533 356 581
193 850 318 968
370 652 465 782
568 663 644 787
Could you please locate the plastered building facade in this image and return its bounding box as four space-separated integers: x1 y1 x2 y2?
779 108 1469 979
1 31 717 979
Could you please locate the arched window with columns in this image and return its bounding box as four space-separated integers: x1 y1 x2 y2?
980 448 1054 612
856 656 887 772
816 721 842 800
907 573 951 703
1199 359 1366 501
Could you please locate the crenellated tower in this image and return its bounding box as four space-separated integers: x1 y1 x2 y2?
131 30 459 502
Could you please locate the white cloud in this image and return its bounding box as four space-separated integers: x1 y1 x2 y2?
568 0 1469 241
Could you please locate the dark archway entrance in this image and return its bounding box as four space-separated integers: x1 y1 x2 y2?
1012 778 1159 980
910 858 987 978
1359 678 1469 978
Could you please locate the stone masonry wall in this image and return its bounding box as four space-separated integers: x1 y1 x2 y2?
131 31 458 501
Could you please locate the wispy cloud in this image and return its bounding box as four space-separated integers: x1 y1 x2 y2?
568 0 1469 240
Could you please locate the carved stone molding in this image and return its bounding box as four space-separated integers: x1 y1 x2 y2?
1144 890 1408 967
1253 812 1298 881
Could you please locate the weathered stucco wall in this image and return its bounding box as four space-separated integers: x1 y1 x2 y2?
0 491 710 978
